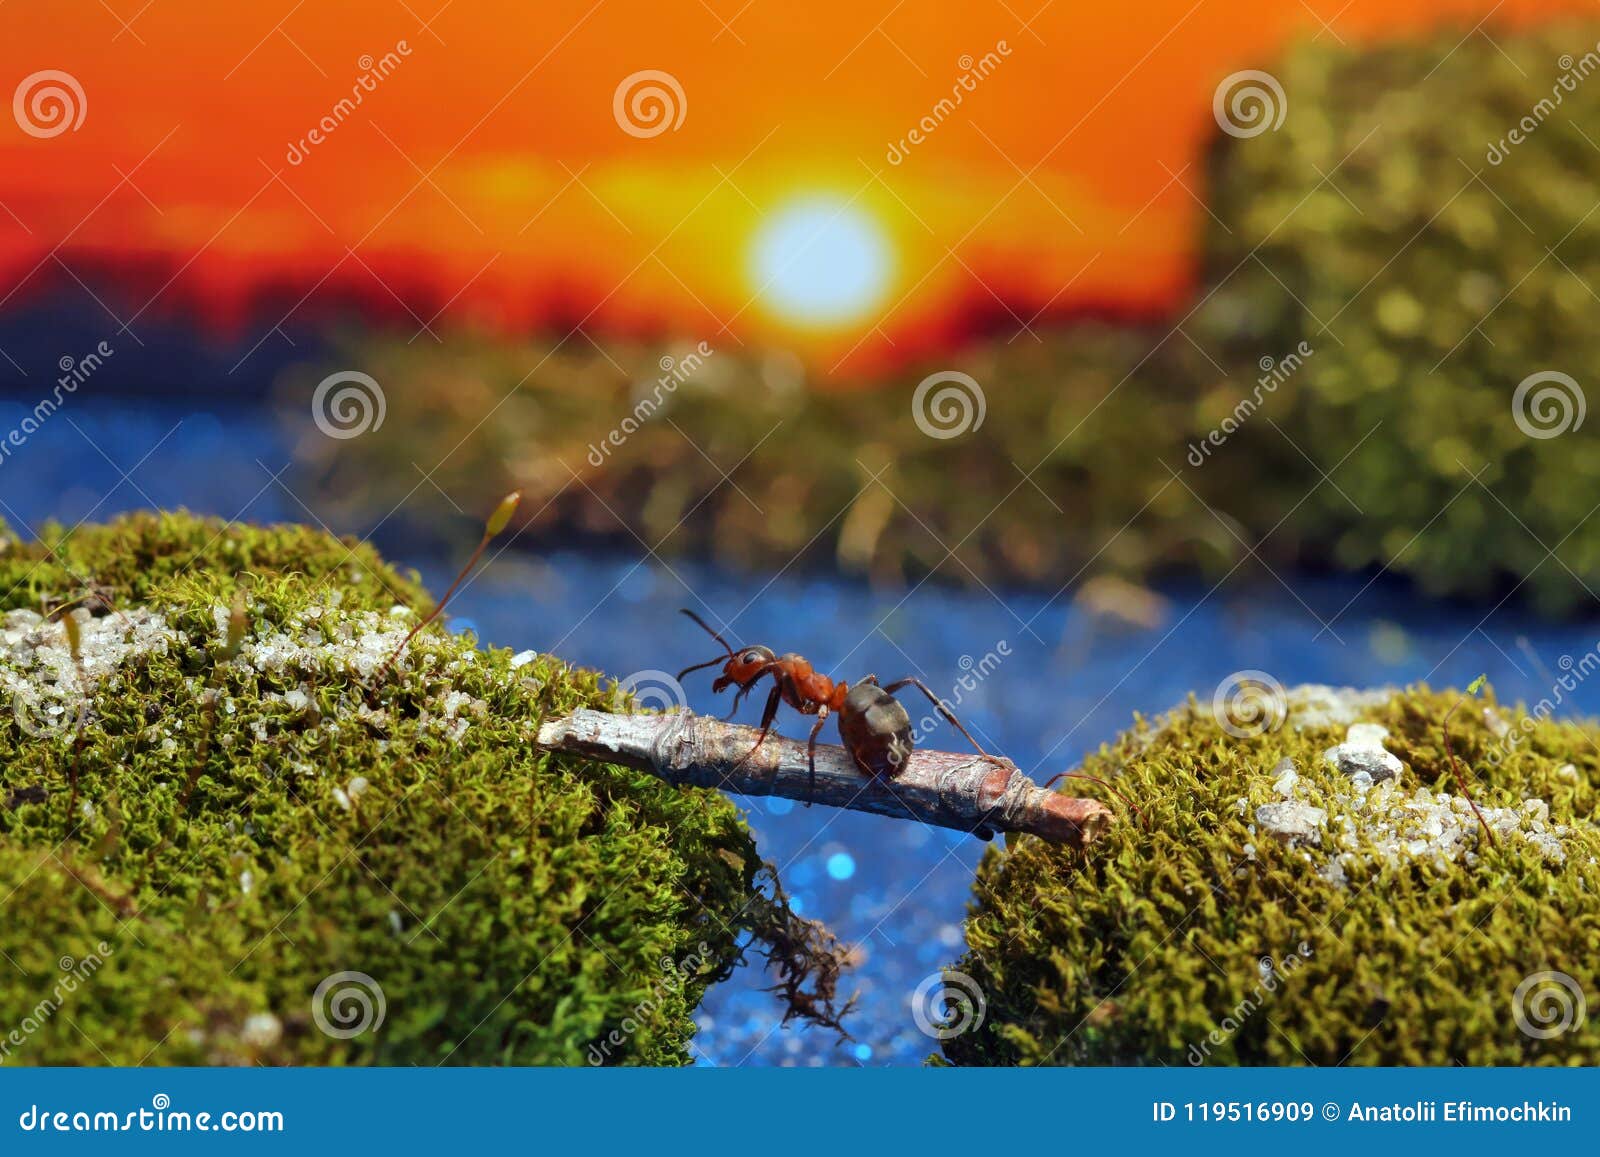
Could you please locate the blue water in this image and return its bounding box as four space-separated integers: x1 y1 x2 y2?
4 398 1598 1066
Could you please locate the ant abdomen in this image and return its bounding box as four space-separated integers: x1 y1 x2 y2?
839 682 915 778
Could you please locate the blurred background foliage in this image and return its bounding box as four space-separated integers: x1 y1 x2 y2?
284 23 1600 614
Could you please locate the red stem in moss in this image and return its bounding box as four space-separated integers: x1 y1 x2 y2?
1443 693 1496 849
374 492 522 691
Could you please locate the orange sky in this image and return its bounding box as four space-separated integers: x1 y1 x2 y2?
0 0 1588 375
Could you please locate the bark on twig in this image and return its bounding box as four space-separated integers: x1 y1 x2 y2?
535 709 1114 849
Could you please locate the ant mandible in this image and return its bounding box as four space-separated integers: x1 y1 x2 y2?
675 609 1008 803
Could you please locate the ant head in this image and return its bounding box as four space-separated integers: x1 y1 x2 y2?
676 609 775 689
713 645 776 693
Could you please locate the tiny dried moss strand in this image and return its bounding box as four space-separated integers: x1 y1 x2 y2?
59 610 87 824
1443 689 1496 849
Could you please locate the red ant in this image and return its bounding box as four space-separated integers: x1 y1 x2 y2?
676 610 1008 804
676 610 1145 826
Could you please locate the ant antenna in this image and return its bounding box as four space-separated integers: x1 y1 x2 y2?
679 608 735 656
677 608 738 682
1041 769 1145 826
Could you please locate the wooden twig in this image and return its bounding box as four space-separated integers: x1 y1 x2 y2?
535 709 1114 849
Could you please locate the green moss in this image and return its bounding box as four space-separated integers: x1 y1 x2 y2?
0 511 782 1066
287 21 1600 613
944 685 1600 1066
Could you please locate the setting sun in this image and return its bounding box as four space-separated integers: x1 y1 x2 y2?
748 196 894 329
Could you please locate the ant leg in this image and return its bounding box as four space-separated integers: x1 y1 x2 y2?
722 683 752 721
882 677 1008 769
730 683 784 771
723 661 781 721
804 708 829 808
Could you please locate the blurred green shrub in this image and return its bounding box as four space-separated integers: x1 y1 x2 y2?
1193 21 1600 612
285 324 1243 588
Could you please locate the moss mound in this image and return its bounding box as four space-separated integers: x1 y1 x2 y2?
0 511 797 1065
945 685 1600 1066
288 21 1600 613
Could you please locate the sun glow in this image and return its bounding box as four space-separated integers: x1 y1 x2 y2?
748 196 893 328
